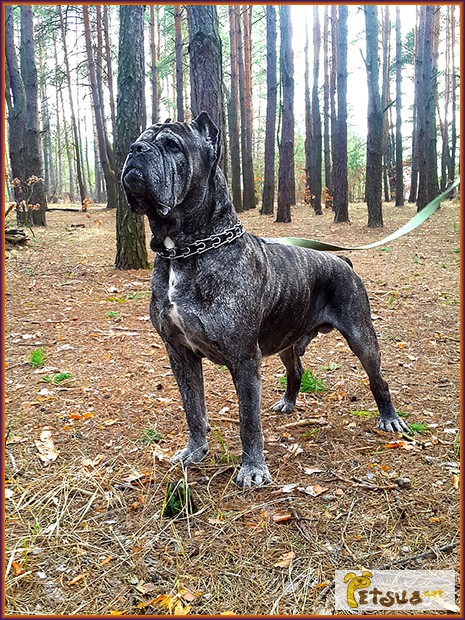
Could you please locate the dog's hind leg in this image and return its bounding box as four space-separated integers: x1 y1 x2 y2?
335 317 409 434
166 343 210 466
270 345 304 414
229 354 272 487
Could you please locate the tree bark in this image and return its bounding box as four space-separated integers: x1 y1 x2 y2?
409 8 421 203
103 7 116 139
332 6 349 223
276 5 295 223
242 6 256 208
5 5 26 213
149 6 159 124
20 6 47 226
186 5 226 172
381 6 391 203
58 6 86 206
323 6 332 205
306 7 322 215
115 5 149 270
364 6 383 227
330 6 338 206
395 6 404 206
228 6 243 213
83 6 117 210
416 5 440 211
174 6 184 122
260 5 277 215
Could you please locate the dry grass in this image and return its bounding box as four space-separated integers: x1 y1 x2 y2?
4 199 460 615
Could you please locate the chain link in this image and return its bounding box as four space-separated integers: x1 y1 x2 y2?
156 222 245 260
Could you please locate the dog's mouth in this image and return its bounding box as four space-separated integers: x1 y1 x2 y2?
122 166 173 218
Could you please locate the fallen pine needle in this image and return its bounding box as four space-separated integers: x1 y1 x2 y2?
277 417 328 430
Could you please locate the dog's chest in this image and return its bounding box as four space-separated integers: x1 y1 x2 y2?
159 261 200 350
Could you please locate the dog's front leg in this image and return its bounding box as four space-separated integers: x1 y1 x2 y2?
230 356 272 487
166 343 210 466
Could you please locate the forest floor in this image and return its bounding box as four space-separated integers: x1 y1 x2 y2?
4 198 461 616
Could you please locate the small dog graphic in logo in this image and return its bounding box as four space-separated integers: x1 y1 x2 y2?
344 571 373 608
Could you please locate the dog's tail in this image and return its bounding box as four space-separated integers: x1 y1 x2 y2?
337 255 353 269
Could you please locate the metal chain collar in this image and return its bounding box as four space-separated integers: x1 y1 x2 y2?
156 221 245 260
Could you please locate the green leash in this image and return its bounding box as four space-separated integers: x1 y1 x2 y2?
273 177 460 252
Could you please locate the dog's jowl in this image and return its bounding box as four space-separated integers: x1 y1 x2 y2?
122 112 408 487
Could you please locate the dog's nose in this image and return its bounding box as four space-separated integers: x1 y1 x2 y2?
130 141 150 154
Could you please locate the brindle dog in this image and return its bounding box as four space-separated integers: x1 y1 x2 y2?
122 112 408 487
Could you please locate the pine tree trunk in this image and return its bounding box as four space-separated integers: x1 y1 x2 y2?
83 6 117 210
115 5 149 271
416 5 440 211
20 6 47 226
330 6 338 205
242 6 256 208
364 6 383 227
409 8 421 203
304 18 312 206
310 7 322 214
323 6 332 205
332 6 349 223
395 7 404 206
450 6 457 192
381 7 391 203
174 6 184 122
260 5 277 215
149 6 159 124
276 5 295 223
187 5 225 172
228 6 243 213
235 7 255 210
103 7 116 139
58 6 86 206
6 6 27 215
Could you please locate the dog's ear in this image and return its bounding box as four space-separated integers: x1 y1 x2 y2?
194 111 221 163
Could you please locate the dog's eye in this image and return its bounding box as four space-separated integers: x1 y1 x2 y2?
165 139 180 152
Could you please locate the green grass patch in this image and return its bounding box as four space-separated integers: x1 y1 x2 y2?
351 410 372 418
42 372 71 385
322 362 340 372
138 428 163 445
106 311 120 319
407 422 430 435
29 348 47 368
280 369 325 394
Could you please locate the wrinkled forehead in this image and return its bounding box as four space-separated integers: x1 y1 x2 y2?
137 121 194 144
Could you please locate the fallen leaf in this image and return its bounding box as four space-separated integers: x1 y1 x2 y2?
12 561 25 575
69 413 83 420
208 518 224 525
180 588 197 602
100 556 112 566
5 488 14 499
83 412 94 419
273 550 296 568
298 483 328 496
82 454 105 468
383 440 416 451
453 474 460 490
304 468 324 475
68 572 87 586
272 512 294 523
35 427 59 465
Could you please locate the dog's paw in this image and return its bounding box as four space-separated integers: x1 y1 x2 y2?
171 443 208 466
378 414 409 433
270 398 295 414
236 462 272 488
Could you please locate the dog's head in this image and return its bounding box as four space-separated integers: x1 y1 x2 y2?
122 112 221 218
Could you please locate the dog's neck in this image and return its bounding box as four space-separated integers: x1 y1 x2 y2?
148 168 239 253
